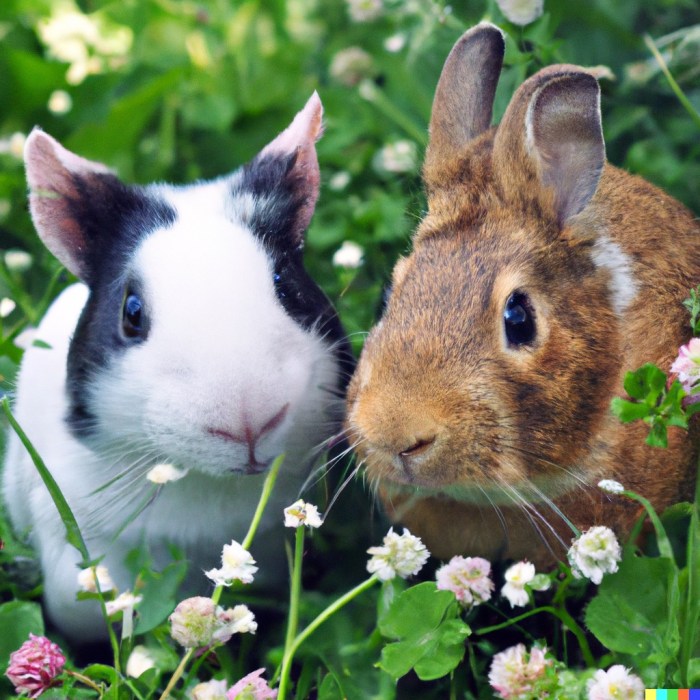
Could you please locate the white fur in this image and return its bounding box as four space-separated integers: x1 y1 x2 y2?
3 180 341 640
591 234 637 315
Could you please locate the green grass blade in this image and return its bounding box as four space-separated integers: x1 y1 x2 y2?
1 396 92 567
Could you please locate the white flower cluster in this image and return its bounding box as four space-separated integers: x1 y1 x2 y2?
598 479 625 494
284 499 323 529
366 527 429 581
568 526 622 585
587 664 644 700
500 561 550 608
488 643 551 699
436 555 494 607
169 597 256 649
205 540 258 586
146 462 187 484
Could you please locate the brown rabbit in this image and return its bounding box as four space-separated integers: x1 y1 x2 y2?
346 23 700 563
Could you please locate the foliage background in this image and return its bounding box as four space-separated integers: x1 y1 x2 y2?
0 0 699 697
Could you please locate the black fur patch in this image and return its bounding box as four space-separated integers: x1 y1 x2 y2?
231 152 354 381
65 177 176 438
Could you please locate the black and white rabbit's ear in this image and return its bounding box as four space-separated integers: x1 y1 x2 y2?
25 129 175 285
424 23 505 175
25 129 115 279
240 91 323 246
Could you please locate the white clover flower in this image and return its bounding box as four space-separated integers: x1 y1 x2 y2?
346 0 383 23
190 679 228 700
4 249 32 272
358 78 380 102
205 540 258 586
384 34 406 53
598 479 625 494
0 298 16 318
214 604 257 642
284 499 323 528
332 241 364 269
170 598 256 650
367 527 430 581
146 463 187 484
0 132 27 160
568 526 621 585
329 47 374 87
587 664 644 700
488 643 551 699
105 590 142 616
48 90 73 115
125 645 156 678
374 140 418 174
329 170 351 191
501 560 536 608
436 556 494 607
495 0 544 26
170 597 218 649
37 6 132 85
77 565 116 593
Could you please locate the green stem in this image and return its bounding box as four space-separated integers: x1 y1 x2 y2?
680 456 700 687
243 454 284 552
475 605 595 668
622 490 674 560
276 575 380 698
644 34 700 130
212 454 282 607
179 454 284 690
283 527 305 657
158 648 193 700
67 670 105 696
358 80 428 146
1 397 91 564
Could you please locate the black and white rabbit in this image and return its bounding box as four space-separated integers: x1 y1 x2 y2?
3 93 351 641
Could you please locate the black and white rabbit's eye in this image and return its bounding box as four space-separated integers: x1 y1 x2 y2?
273 272 287 299
122 293 144 338
503 292 536 347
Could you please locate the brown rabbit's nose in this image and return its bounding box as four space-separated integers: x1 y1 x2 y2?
398 434 437 472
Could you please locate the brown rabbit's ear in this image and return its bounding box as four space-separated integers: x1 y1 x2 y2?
424 23 505 177
493 68 605 229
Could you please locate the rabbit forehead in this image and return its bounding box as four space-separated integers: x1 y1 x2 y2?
133 182 297 335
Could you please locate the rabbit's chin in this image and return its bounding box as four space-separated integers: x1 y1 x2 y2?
375 468 586 507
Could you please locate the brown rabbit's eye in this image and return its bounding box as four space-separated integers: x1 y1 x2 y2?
504 292 536 347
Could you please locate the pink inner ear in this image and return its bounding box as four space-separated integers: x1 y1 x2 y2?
261 91 324 158
261 92 324 241
25 129 112 279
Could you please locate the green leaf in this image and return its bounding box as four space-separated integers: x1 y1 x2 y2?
610 397 652 423
0 601 44 674
133 559 188 634
585 553 678 669
377 582 468 681
378 581 456 639
379 636 434 680
622 364 666 402
646 421 668 448
413 619 470 681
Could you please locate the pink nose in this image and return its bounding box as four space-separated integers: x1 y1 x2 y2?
207 403 290 450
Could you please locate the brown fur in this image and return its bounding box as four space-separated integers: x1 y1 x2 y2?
346 24 700 564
